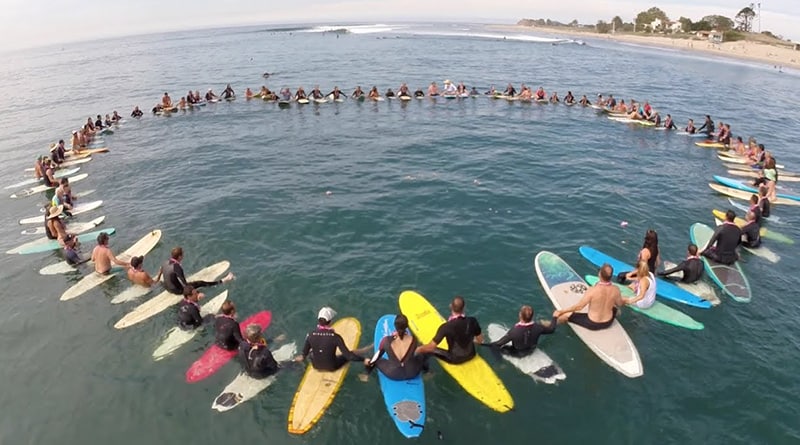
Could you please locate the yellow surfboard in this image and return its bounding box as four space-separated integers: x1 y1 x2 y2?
287 317 361 435
712 208 775 239
398 290 514 413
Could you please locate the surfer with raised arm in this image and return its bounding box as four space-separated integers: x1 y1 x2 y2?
415 296 482 364
658 244 704 284
294 307 362 371
158 247 235 294
91 232 129 275
486 305 556 357
699 210 741 265
127 255 159 287
361 314 427 381
553 264 624 330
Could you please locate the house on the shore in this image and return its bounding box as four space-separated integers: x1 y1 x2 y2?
696 30 723 43
648 18 683 33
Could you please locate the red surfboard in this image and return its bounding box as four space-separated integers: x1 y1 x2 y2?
185 310 272 383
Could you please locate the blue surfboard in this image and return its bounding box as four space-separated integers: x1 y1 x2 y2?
714 175 800 202
578 246 712 309
373 314 425 438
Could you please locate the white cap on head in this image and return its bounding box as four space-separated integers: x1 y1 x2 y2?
317 307 336 323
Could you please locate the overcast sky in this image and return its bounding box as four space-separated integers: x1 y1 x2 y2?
1 0 797 51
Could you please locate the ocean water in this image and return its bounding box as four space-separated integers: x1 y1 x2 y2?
0 23 798 444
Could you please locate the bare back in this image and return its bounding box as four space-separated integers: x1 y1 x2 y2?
127 268 153 287
388 334 413 360
585 283 622 324
91 245 112 274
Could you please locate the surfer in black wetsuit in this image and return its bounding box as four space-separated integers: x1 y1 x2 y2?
740 211 761 248
309 85 324 99
158 247 235 295
215 301 244 351
351 86 365 99
700 210 741 265
486 305 556 357
658 244 704 283
239 324 281 379
416 296 482 365
295 307 362 371
564 91 575 104
362 314 427 381
177 285 206 330
757 188 771 218
326 86 346 100
221 84 235 99
697 115 715 135
63 234 86 266
131 106 143 118
413 88 424 98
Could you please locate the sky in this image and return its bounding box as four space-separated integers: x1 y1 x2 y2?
1 0 798 51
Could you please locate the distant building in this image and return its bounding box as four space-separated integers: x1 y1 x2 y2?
669 21 682 33
648 18 662 31
696 30 723 43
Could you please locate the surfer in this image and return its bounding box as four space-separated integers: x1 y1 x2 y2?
617 229 660 283
697 115 715 135
161 93 173 109
753 157 778 202
564 91 575 104
240 324 286 379
205 89 218 101
158 247 235 295
309 85 324 100
470 86 480 96
663 114 677 130
41 159 59 188
549 91 560 103
94 115 104 130
757 187 771 217
427 82 439 97
279 88 292 101
607 95 617 108
658 244 704 284
177 285 206 330
442 79 457 96
456 81 467 95
131 106 143 118
215 301 244 351
91 232 129 275
362 314 427 381
415 296 482 365
684 118 696 134
45 205 71 244
294 307 362 371
295 86 307 100
245 87 254 99
740 211 762 248
504 83 517 97
221 84 235 99
50 141 65 165
63 234 87 266
413 88 425 98
486 305 556 357
484 85 497 96
579 95 589 106
397 83 411 98
127 255 159 288
554 264 624 331
517 87 532 100
368 86 381 100
111 111 122 121
699 210 741 265
52 178 75 211
177 97 187 110
351 86 365 99
623 261 657 309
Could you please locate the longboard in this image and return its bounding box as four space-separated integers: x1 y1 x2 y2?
711 209 792 244
59 230 162 301
109 284 151 304
708 183 800 206
185 311 272 383
373 314 425 438
712 218 779 263
4 167 81 190
113 261 230 329
19 200 103 225
584 276 704 330
212 342 297 412
399 290 514 412
534 251 643 378
7 228 116 255
288 317 360 435
727 198 781 223
24 157 91 172
152 290 229 360
713 175 798 202
11 173 88 198
485 323 567 384
27 215 104 241
661 260 720 306
690 223 752 303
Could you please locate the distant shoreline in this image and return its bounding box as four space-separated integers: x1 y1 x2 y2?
487 24 800 69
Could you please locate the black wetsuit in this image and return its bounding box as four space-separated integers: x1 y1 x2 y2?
239 341 279 379
488 318 557 357
42 169 55 187
367 334 424 380
414 90 424 97
658 257 704 283
758 197 771 218
741 221 761 248
222 88 235 99
698 120 715 134
177 299 203 330
160 259 222 295
95 119 104 129
665 120 677 130
505 87 517 96
65 246 82 265
131 109 143 118
702 222 741 265
215 315 243 351
608 98 617 108
301 326 361 371
430 315 481 365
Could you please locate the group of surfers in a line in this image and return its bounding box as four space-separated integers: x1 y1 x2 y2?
65 112 123 149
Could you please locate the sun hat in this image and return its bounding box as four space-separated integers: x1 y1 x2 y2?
48 205 64 220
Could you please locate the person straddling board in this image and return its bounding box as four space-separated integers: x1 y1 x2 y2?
158 247 235 295
699 210 741 265
361 314 427 382
658 244 704 284
740 211 761 248
177 285 207 330
554 264 623 331
624 260 657 310
221 84 235 99
91 232 129 275
415 296 482 365
63 234 87 266
240 324 287 379
215 301 244 351
294 307 362 371
52 178 76 212
127 255 159 288
45 205 73 246
485 305 556 357
131 106 143 118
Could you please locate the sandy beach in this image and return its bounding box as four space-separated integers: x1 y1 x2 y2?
488 24 800 69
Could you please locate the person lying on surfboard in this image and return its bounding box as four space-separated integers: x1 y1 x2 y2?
362 314 427 381
658 244 704 284
294 307 363 371
92 232 130 275
416 296 482 365
215 301 244 351
240 324 287 379
127 255 159 288
485 305 556 357
553 264 624 331
699 210 741 266
158 246 235 295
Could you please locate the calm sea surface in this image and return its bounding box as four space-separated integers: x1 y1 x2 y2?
0 23 798 445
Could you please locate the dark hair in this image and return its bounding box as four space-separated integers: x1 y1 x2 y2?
725 210 736 222
60 178 69 186
221 301 235 315
759 186 768 197
58 139 64 144
317 317 330 326
97 232 109 245
520 305 533 323
599 263 614 281
182 284 195 297
750 194 758 205
394 314 409 339
688 244 698 256
451 296 465 313
170 247 183 260
131 256 143 269
643 229 659 260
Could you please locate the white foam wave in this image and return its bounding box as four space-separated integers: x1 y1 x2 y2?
300 24 405 34
406 30 573 44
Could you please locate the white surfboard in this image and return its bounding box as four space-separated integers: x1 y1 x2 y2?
109 284 152 304
19 200 103 225
212 342 297 412
60 230 162 301
486 323 566 384
662 261 720 306
4 167 81 190
313 98 328 104
713 218 780 263
25 216 105 238
152 291 229 361
114 261 230 329
24 157 92 172
11 173 88 198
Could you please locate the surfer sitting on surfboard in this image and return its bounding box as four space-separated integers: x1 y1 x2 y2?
294 307 362 372
699 210 741 266
221 84 235 99
308 86 324 100
131 106 143 118
159 247 235 295
441 80 456 96
215 301 244 351
554 264 624 331
326 86 346 100
351 86 365 99
413 88 425 98
397 83 411 98
126 255 159 288
63 235 86 266
91 232 129 275
368 86 381 100
363 314 427 381
624 261 657 310
658 244 704 284
741 211 762 248
486 305 556 357
415 296 482 365
697 115 715 135
294 86 307 100
177 285 206 330
240 324 286 379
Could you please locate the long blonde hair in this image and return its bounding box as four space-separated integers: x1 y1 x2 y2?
636 260 649 280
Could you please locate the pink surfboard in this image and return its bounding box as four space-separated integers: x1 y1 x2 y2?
185 310 272 383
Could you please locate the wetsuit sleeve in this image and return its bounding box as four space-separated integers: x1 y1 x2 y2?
431 323 448 345
539 317 558 335
335 333 362 361
488 329 514 348
705 227 723 251
232 322 244 345
190 305 203 327
301 334 311 358
174 264 188 288
658 261 687 277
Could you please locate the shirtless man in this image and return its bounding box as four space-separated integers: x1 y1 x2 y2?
161 92 173 108
127 255 159 287
554 264 623 330
91 232 129 275
427 82 440 97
